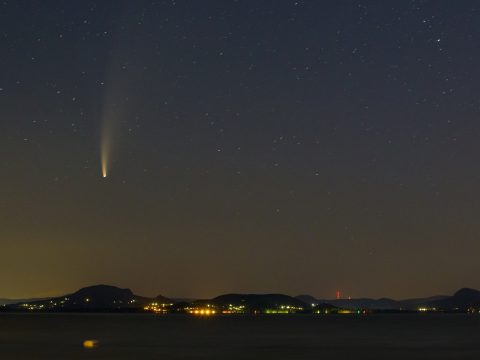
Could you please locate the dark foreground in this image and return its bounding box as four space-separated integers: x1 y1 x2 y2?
1 313 480 359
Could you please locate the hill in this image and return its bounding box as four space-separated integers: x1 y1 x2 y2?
432 288 480 310
0 297 47 306
211 293 307 310
7 285 171 311
297 294 450 310
5 285 480 313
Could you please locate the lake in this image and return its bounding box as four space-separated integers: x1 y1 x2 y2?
1 313 480 359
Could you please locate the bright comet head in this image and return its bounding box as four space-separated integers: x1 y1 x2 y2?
100 128 111 179
101 156 108 178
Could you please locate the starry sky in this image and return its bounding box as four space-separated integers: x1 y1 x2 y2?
2 0 480 300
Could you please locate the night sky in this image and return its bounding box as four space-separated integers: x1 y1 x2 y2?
2 0 480 300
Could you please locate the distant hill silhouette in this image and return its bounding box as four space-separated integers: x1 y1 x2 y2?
68 285 135 307
399 296 449 309
7 284 171 310
211 294 307 309
5 284 480 312
431 288 480 310
296 294 451 310
295 295 318 305
333 298 396 310
153 294 172 303
0 297 46 306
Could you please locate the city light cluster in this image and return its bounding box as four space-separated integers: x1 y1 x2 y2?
143 302 174 314
189 309 216 316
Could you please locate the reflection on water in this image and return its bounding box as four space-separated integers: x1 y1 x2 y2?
82 339 99 349
1 313 480 359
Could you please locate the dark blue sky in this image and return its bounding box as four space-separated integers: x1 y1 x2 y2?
1 0 480 299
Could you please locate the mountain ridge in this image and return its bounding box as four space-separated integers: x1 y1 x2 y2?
4 284 480 312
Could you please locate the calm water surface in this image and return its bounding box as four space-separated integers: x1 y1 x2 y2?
1 313 480 359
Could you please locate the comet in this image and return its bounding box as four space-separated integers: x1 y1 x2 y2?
100 98 121 179
98 13 135 178
100 123 111 179
100 145 108 178
100 113 113 179
101 163 107 178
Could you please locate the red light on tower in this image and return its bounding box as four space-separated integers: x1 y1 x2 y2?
336 290 341 300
